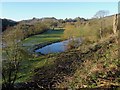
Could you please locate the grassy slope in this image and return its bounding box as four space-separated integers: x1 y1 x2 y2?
16 34 120 89
32 34 120 88
56 35 120 88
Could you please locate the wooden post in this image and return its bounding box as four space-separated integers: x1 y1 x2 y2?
113 14 118 34
113 14 119 44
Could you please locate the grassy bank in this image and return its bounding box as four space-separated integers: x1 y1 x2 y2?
15 34 120 89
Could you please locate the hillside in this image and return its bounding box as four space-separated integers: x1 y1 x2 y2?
2 14 120 89
1 18 18 32
12 33 119 89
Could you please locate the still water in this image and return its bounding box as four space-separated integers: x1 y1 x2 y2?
35 40 69 54
35 38 81 54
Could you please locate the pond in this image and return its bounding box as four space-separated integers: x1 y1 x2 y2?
35 38 82 54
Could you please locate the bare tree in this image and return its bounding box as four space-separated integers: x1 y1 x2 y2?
94 10 109 18
2 28 29 90
2 45 22 89
94 10 109 39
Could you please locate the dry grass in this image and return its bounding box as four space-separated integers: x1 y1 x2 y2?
56 35 120 88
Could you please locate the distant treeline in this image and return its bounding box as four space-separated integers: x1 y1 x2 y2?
2 17 87 32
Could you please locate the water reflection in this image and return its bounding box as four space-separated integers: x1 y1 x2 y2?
35 40 69 54
35 38 81 54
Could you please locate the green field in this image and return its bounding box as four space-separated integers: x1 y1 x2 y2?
17 54 58 83
21 29 64 51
